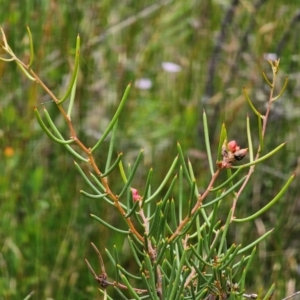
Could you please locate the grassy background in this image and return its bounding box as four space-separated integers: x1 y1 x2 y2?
1 0 300 299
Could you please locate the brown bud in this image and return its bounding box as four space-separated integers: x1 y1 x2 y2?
233 148 248 161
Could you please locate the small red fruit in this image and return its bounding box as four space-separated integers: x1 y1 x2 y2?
227 140 237 153
131 188 141 202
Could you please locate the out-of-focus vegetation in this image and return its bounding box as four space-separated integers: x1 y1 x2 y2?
0 1 299 299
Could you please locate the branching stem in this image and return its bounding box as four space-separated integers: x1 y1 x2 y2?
169 169 220 242
1 31 143 242
231 60 280 221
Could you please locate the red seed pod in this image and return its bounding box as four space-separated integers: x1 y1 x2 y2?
227 140 237 153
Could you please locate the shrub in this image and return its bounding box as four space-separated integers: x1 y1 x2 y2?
0 26 296 300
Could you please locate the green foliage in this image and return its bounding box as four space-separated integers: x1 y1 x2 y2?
1 1 300 299
0 25 296 300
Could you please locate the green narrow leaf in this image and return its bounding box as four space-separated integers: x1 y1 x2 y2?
272 76 288 101
187 160 200 198
232 255 252 271
170 199 178 229
198 288 209 300
161 260 171 283
201 226 209 256
207 201 219 245
258 114 264 153
203 110 214 176
43 107 88 162
100 153 123 178
243 86 262 118
196 217 202 248
34 108 74 145
90 214 129 234
58 34 80 104
74 161 101 193
145 156 178 203
127 236 143 268
161 175 177 207
26 25 34 68
67 70 78 117
177 207 206 241
165 256 178 299
210 168 243 192
155 211 166 241
178 166 183 222
126 169 133 213
219 244 241 270
141 168 153 208
118 149 144 199
190 245 213 268
262 283 275 300
238 247 256 291
168 250 188 300
218 209 232 256
174 268 189 300
104 247 116 266
23 291 34 300
217 123 227 162
187 181 196 217
113 287 128 299
232 255 246 279
92 83 131 152
99 289 113 300
165 255 178 299
177 142 192 186
148 201 163 238
237 229 274 255
105 120 118 173
143 254 157 297
0 55 15 62
141 272 157 300
80 190 107 199
89 172 127 208
218 243 238 263
17 62 36 81
231 142 286 169
202 176 247 208
120 274 140 300
156 239 168 266
113 245 120 283
118 160 127 183
89 172 105 191
234 174 294 223
246 114 254 162
64 145 89 162
161 271 166 300
124 200 139 218
262 71 273 88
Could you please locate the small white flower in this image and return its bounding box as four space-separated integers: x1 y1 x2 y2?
263 53 278 61
134 78 152 90
161 62 182 73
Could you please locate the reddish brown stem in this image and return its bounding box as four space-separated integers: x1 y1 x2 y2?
231 61 278 221
169 169 220 242
26 66 144 241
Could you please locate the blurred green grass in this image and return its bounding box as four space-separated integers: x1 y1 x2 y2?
1 0 300 299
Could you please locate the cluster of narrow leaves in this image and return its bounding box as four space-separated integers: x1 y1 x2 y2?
0 27 295 300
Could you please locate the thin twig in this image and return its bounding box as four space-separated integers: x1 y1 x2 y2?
1 29 144 242
282 291 300 300
231 60 279 220
169 169 220 242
